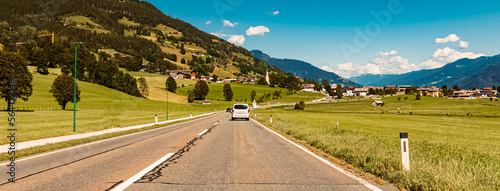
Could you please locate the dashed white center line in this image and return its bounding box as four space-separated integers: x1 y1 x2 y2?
198 129 209 136
111 153 175 191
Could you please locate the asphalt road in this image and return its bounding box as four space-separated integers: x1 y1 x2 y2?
0 112 394 191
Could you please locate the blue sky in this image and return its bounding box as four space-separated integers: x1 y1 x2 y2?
146 0 500 77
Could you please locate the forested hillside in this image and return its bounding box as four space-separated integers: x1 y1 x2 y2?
0 0 284 97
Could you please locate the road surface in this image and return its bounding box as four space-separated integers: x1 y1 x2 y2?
0 113 394 191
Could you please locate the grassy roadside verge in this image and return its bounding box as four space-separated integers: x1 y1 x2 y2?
252 98 500 190
0 113 220 162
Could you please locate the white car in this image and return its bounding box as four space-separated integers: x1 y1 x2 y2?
231 104 250 121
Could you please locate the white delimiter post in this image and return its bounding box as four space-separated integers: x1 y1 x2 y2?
400 133 410 171
270 115 273 123
155 115 158 125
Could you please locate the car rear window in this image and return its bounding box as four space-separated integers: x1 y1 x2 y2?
234 105 248 109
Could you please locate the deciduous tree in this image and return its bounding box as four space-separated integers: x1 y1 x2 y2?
50 74 80 110
0 51 33 110
166 76 177 93
138 76 149 98
223 83 233 101
193 80 209 100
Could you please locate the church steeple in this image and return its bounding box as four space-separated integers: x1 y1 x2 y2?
265 68 270 85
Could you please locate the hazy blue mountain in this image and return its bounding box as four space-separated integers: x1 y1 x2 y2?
251 50 359 86
349 54 500 89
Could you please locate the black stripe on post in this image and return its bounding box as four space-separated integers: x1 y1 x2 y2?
400 133 408 139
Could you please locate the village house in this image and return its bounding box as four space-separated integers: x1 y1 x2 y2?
371 100 384 107
398 85 412 92
480 87 498 98
223 79 237 83
344 88 355 97
354 88 368 96
417 86 442 97
450 90 480 99
301 84 315 92
167 70 193 79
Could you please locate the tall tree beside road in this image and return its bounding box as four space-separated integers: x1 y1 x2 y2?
336 84 343 98
284 73 300 93
166 76 177 93
323 80 331 95
50 74 81 110
138 77 149 98
0 51 33 110
187 90 195 103
193 80 209 100
251 91 256 101
223 83 233 101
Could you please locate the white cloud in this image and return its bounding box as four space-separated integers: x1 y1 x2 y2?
210 32 227 37
459 41 469 48
246 26 270 36
371 50 418 74
321 62 382 78
273 11 280 15
435 34 460 44
205 20 211 25
321 50 418 78
228 35 245 46
323 47 486 78
223 20 238 27
418 47 484 69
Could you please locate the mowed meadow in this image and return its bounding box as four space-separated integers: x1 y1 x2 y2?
0 69 219 145
253 95 500 190
0 67 323 145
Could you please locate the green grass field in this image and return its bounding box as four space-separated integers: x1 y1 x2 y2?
176 81 324 104
253 96 500 190
64 16 111 34
0 67 228 145
118 17 140 27
0 67 322 145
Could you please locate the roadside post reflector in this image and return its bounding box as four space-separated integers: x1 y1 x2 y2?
270 115 272 123
155 115 158 125
400 133 410 171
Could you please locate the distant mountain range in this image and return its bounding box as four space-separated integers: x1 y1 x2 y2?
251 50 359 86
349 54 500 89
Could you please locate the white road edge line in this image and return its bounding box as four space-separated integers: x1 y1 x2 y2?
0 114 219 166
111 153 175 191
250 119 383 191
198 129 209 136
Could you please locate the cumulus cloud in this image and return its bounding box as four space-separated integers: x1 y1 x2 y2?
371 50 418 74
246 26 270 36
205 20 211 25
273 11 280 15
321 50 418 78
419 47 484 69
435 34 460 44
210 32 227 37
228 35 245 46
321 62 382 78
459 41 469 48
223 20 238 27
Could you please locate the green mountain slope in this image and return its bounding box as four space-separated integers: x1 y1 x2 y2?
251 50 359 87
0 0 283 77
